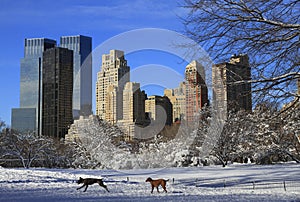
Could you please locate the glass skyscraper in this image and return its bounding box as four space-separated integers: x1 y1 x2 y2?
20 38 57 108
42 47 73 138
60 35 92 118
11 38 56 134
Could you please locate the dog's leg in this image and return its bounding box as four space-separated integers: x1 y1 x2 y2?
162 181 168 193
99 182 109 192
77 184 85 190
151 186 154 193
156 186 160 193
162 182 167 193
83 185 88 192
163 186 167 193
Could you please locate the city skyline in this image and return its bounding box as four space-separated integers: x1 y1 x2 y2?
0 0 188 125
11 35 92 134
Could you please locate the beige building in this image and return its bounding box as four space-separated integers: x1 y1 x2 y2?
212 54 252 118
96 50 130 123
185 60 208 123
145 95 173 126
164 81 186 122
118 82 147 141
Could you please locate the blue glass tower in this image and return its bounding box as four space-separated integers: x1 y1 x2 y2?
11 38 56 134
60 35 92 118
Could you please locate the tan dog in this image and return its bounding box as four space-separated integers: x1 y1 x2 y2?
77 177 109 192
145 177 169 193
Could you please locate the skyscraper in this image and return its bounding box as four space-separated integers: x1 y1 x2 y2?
185 60 208 123
212 54 252 118
60 35 92 118
11 38 56 134
42 47 73 138
96 50 130 122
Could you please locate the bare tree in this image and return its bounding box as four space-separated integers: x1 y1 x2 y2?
183 0 300 106
2 132 55 168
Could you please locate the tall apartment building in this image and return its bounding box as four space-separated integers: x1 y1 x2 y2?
42 47 73 139
185 60 208 123
60 35 92 118
212 54 252 118
11 38 56 133
96 50 130 123
145 95 173 126
164 81 186 122
118 82 146 140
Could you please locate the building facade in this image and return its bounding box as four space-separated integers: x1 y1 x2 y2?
11 108 36 133
164 81 186 122
122 82 146 124
11 38 56 133
96 50 130 122
118 82 147 140
42 47 73 138
145 95 173 126
185 60 208 123
60 35 92 118
212 54 252 118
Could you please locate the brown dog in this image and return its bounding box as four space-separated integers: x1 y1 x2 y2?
77 177 109 192
145 177 169 193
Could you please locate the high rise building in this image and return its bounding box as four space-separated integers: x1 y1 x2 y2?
164 81 186 122
118 82 146 140
212 54 252 118
96 50 130 123
185 60 208 123
42 47 73 138
11 38 56 133
60 35 92 118
145 95 173 126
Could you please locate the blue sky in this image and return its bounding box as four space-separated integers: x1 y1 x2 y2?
0 0 194 125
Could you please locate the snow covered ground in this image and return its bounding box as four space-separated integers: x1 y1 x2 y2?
0 163 300 202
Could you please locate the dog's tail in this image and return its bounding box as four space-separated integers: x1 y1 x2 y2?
165 179 170 182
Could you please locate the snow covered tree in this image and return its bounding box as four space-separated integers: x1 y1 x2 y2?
191 103 299 166
66 116 133 169
2 131 56 168
236 103 300 164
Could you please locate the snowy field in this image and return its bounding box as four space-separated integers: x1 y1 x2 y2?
0 163 300 202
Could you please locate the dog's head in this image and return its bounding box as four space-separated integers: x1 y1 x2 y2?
145 177 152 182
77 177 84 184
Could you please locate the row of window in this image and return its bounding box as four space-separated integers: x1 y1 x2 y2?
61 37 80 45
